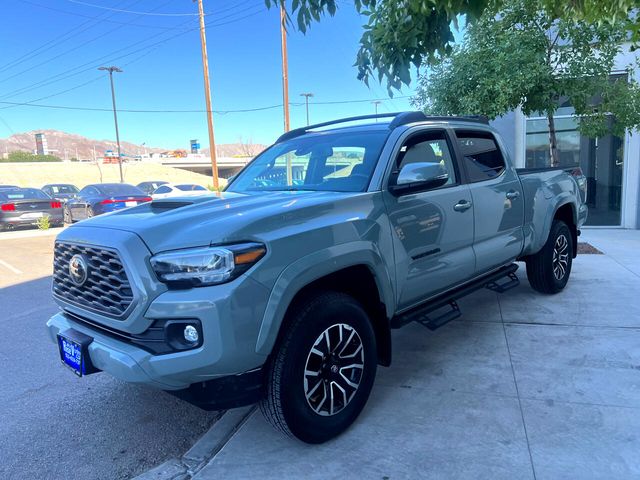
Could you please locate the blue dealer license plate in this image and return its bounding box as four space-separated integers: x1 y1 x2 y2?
57 334 84 376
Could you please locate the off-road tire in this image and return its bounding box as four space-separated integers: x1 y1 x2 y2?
526 220 573 294
260 291 377 444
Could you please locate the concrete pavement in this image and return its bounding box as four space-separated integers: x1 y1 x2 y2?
193 229 640 480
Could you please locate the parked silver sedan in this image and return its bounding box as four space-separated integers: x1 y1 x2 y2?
0 188 64 231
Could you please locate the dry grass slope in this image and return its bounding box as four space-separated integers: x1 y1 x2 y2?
0 162 227 189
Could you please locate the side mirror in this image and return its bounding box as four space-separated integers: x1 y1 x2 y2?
389 162 449 196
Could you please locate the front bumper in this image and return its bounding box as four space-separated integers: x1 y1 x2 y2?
47 272 272 391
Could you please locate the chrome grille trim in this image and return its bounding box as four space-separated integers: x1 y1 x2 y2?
53 242 134 318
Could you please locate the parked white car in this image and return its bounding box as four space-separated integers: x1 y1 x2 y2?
151 184 210 199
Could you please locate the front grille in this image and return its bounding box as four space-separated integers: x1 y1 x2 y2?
53 242 134 318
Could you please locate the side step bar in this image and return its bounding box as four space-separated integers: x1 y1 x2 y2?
391 263 520 330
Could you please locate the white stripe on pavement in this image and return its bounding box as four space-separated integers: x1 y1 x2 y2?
0 259 23 274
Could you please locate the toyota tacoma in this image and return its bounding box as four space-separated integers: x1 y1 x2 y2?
47 112 587 443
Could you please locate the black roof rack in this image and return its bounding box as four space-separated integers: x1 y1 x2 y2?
275 111 489 143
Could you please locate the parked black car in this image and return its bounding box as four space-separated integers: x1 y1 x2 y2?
136 181 168 196
0 188 64 231
42 184 79 202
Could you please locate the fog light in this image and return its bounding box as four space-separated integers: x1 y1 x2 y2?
183 325 199 343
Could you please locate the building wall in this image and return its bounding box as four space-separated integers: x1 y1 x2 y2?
491 45 640 229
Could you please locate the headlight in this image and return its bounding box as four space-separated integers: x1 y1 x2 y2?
150 243 266 288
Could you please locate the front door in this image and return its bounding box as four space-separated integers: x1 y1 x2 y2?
383 128 476 310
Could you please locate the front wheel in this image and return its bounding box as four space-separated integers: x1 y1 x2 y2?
526 220 573 294
260 291 377 444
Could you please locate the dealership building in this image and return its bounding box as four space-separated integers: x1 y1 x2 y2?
491 45 640 229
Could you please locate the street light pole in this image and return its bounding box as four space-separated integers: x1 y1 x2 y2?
371 100 381 118
300 92 314 126
98 66 124 183
196 0 219 190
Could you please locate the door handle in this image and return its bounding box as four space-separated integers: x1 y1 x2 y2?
506 190 520 200
453 200 472 212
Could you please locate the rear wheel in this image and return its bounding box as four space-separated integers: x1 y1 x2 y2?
526 220 573 294
260 291 377 444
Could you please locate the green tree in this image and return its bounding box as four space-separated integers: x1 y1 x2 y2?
266 0 638 92
411 0 640 166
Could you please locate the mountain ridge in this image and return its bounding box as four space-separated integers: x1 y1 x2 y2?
0 129 266 159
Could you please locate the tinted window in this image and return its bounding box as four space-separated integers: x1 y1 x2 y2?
228 130 388 193
456 131 505 182
397 131 457 186
176 184 206 191
2 188 50 200
79 186 97 196
97 184 144 196
154 186 171 194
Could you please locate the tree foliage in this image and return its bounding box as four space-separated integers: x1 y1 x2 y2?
4 151 62 162
411 0 640 165
266 0 639 92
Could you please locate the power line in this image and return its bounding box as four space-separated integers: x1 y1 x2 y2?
65 0 260 17
15 0 191 30
66 0 199 16
0 96 411 114
0 0 175 84
0 4 265 101
0 0 139 74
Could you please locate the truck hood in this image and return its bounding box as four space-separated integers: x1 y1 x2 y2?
70 190 357 253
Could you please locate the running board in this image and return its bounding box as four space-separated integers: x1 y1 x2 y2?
485 272 520 293
391 263 519 330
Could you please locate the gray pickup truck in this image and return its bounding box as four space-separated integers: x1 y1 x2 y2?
47 112 587 443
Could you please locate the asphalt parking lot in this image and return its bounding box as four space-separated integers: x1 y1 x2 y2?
0 231 219 480
1 229 639 480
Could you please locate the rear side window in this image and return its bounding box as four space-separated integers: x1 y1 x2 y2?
456 130 505 182
155 186 171 194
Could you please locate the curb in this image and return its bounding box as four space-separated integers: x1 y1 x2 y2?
0 226 66 240
132 405 256 480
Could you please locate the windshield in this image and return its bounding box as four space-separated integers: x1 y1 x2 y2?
1 188 50 200
49 185 78 194
227 130 388 193
97 184 145 196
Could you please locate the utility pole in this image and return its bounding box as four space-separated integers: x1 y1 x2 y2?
300 92 314 126
196 0 219 189
280 6 292 185
280 6 290 133
98 66 124 182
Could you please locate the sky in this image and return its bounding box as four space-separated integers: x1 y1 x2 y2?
0 0 419 149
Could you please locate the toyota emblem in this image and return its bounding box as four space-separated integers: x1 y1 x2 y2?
68 254 89 286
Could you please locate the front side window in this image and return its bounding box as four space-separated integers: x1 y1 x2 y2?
227 130 388 193
396 131 457 186
456 130 505 182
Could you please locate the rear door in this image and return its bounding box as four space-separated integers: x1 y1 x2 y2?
453 129 524 274
383 128 476 310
